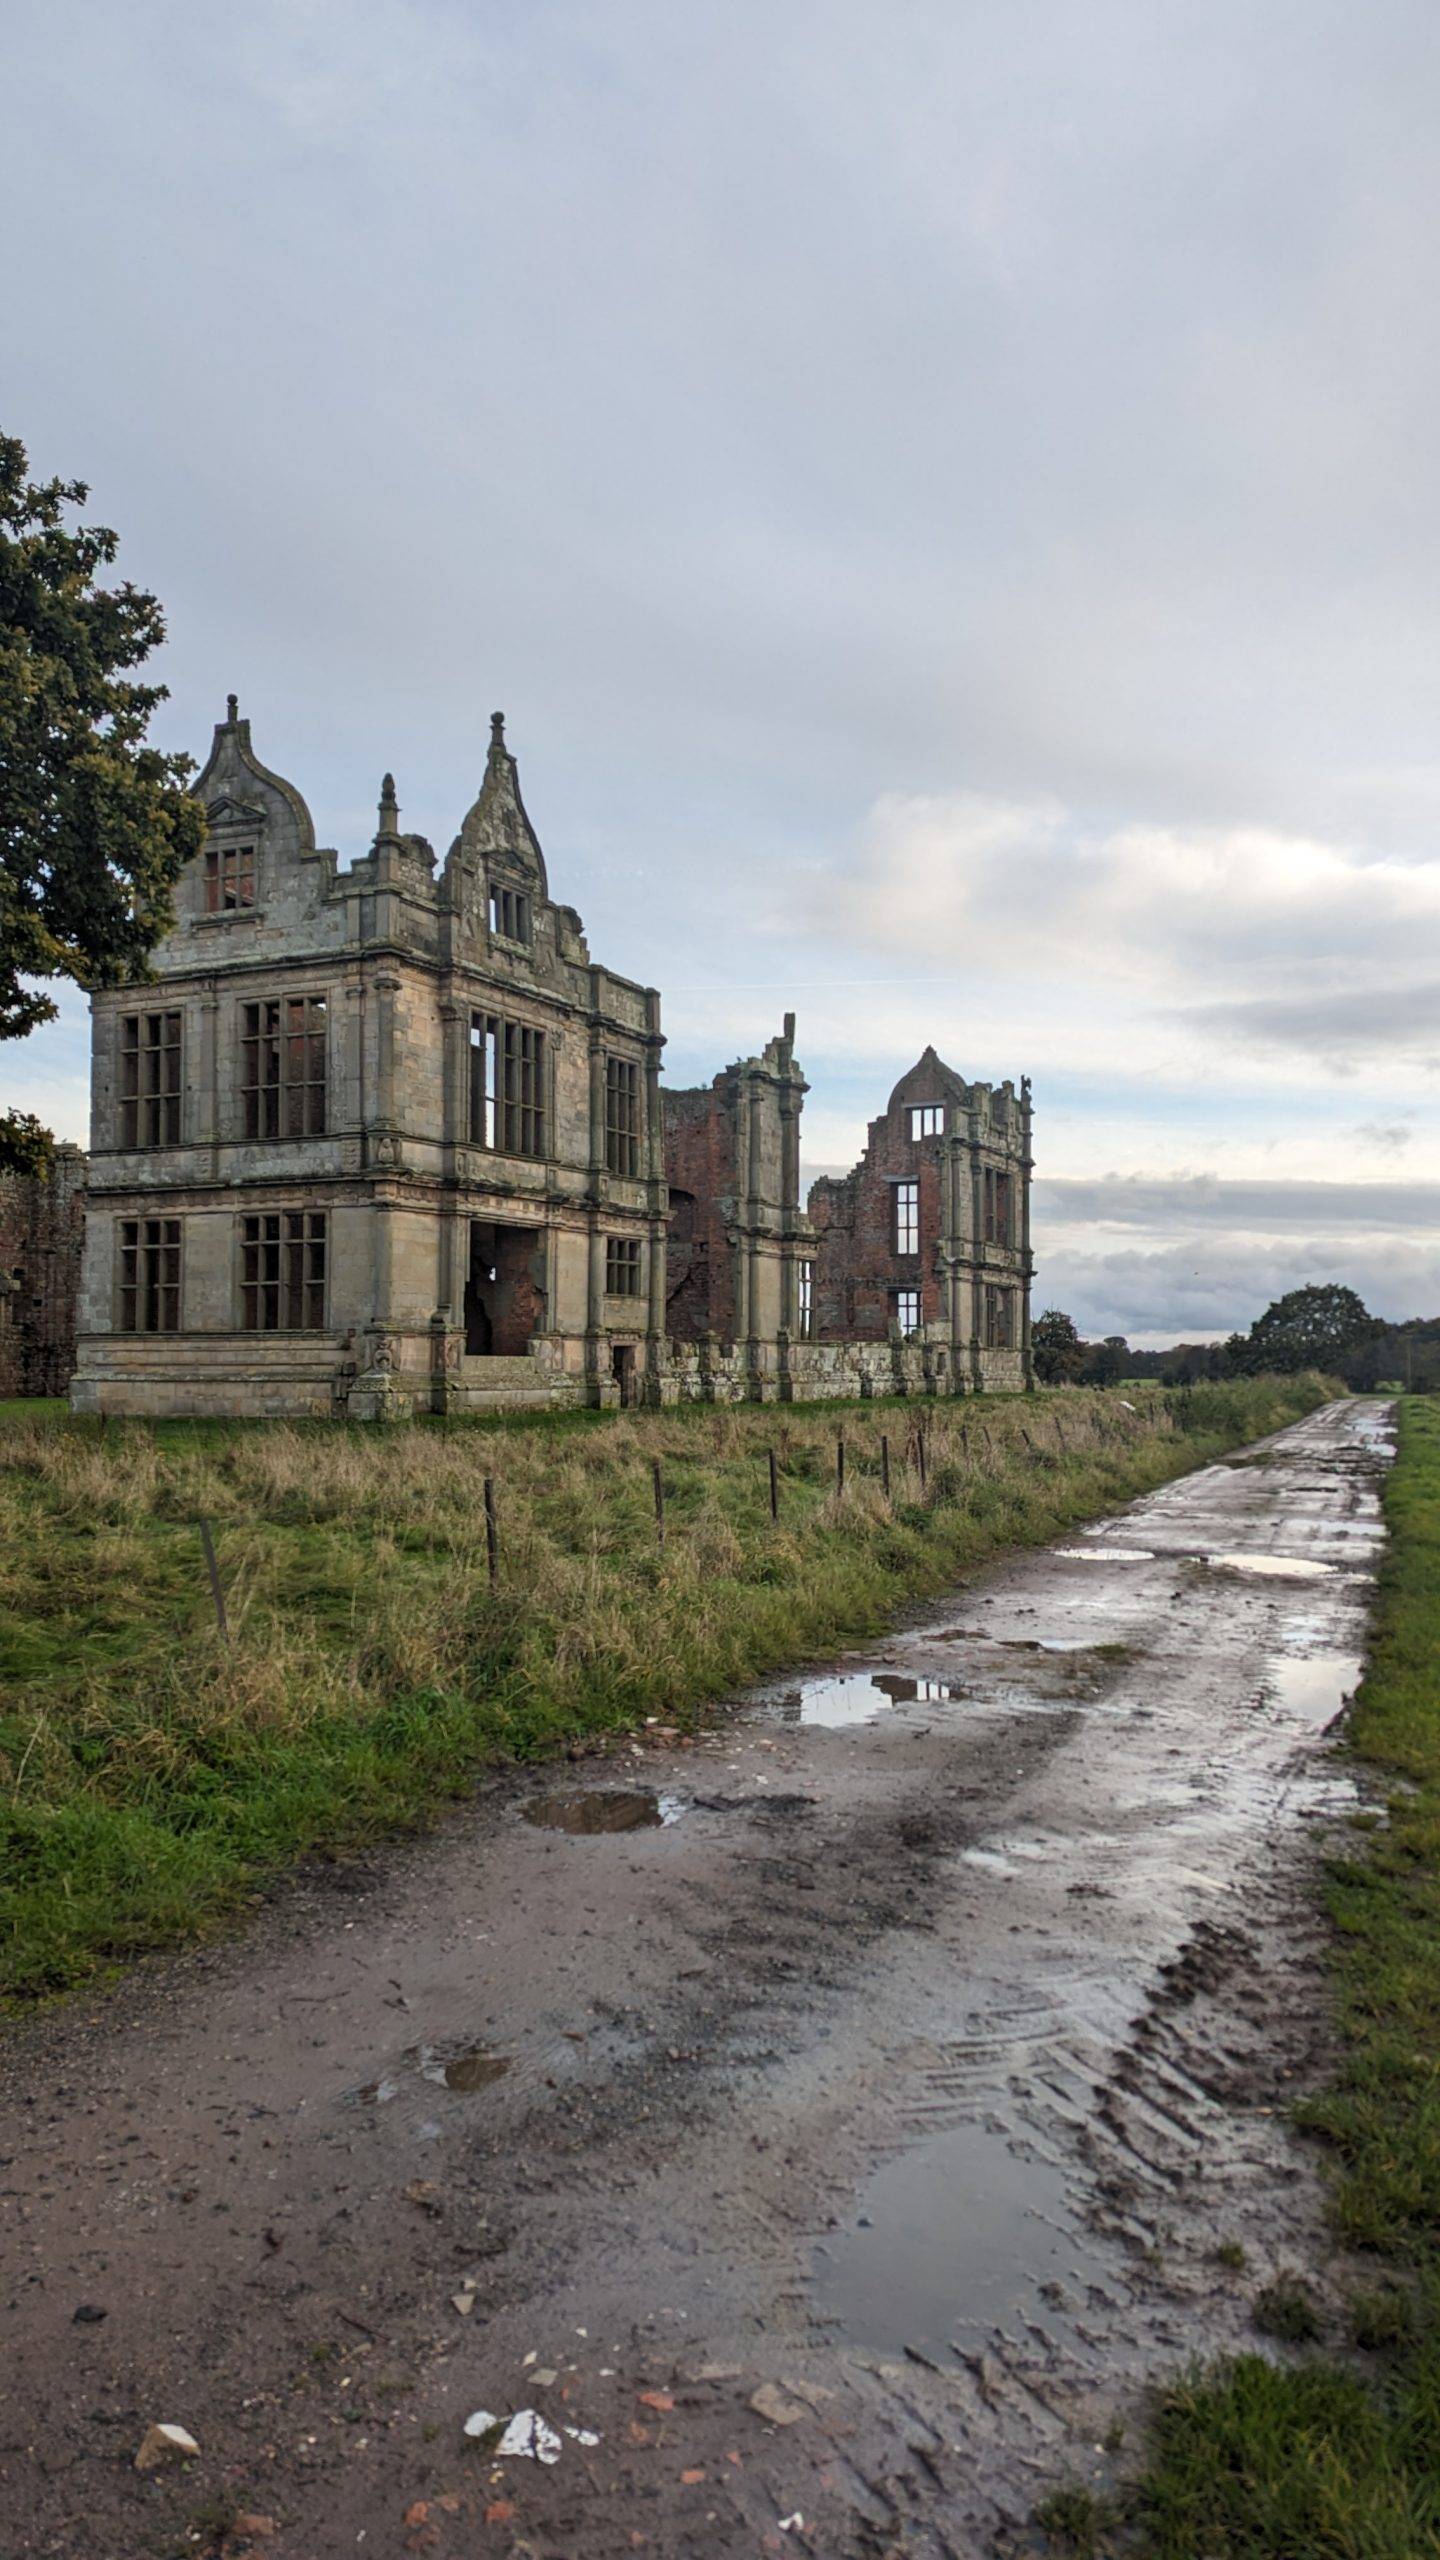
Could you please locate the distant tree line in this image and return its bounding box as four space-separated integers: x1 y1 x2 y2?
1033 1285 1440 1393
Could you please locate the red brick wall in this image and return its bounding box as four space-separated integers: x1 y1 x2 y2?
0 1149 85 1397
663 1081 739 1342
809 1059 957 1344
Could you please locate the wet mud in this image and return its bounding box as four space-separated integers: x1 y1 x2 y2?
0 1399 1393 2558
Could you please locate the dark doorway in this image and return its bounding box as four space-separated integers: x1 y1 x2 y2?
611 1343 637 1406
465 1222 546 1358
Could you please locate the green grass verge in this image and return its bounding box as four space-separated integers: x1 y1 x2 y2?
0 1377 1324 2005
1040 1396 1440 2558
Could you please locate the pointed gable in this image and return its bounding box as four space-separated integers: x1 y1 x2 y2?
453 712 548 897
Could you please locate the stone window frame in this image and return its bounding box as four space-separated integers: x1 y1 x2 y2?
605 1236 644 1297
240 993 329 1142
797 1257 813 1340
892 1178 920 1257
984 1283 1013 1348
488 883 532 946
240 1209 328 1333
983 1165 1015 1248
908 1103 943 1140
118 1216 182 1333
118 1008 183 1150
604 1053 641 1178
204 840 256 913
469 1010 548 1158
894 1286 921 1337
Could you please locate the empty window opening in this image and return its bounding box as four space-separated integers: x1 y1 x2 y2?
119 1011 182 1148
605 1055 641 1177
464 1221 545 1357
242 995 327 1140
612 1342 638 1406
205 841 256 912
242 1211 326 1331
895 1287 921 1336
893 1179 919 1256
983 1166 1014 1247
119 1217 181 1333
606 1237 643 1296
985 1285 1014 1348
489 885 531 944
909 1104 943 1139
797 1257 813 1339
470 1014 546 1156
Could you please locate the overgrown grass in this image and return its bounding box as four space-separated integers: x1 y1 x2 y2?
1039 1398 1440 2558
0 1377 1324 2004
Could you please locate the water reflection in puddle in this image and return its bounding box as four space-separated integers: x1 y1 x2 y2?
1266 1653 1364 1722
784 1671 954 1729
523 1789 681 1833
814 2121 1117 2362
1205 1553 1336 1581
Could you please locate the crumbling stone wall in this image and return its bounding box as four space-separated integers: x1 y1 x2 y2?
807 1046 1033 1391
0 1147 86 1397
662 1020 810 1360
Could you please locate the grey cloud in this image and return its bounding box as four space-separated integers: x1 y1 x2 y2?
1035 1234 1440 1343
1182 983 1440 1070
1036 1175 1440 1234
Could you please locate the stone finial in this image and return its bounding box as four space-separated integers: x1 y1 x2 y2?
783 1011 796 1045
489 711 507 758
226 693 239 724
378 772 400 834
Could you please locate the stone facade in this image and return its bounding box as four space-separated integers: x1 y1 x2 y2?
66 709 1034 1416
662 1016 812 1398
0 1147 85 1398
70 705 667 1419
807 1047 1033 1392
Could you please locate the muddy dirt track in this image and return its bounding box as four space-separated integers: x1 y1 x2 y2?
0 1398 1393 2560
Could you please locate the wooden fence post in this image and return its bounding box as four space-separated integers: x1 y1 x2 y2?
197 1518 229 1643
768 1447 779 1522
917 1430 928 1493
652 1456 666 1548
484 1476 499 1588
836 1433 846 1496
881 1433 891 1498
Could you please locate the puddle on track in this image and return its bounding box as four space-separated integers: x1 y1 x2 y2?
434 2050 511 2092
784 1671 955 1728
1053 1547 1156 1563
1266 1653 1364 1723
523 1788 681 1834
814 2120 1120 2364
1204 1552 1337 1581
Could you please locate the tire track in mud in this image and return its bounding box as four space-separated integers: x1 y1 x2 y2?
0 1399 1392 2560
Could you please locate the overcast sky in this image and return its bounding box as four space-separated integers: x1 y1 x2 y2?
5 0 1439 1343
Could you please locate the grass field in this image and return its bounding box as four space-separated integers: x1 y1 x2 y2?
1040 1395 1440 2559
0 1377 1325 2005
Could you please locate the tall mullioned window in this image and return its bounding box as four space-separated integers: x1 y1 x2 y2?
797 1258 813 1339
895 1287 921 1335
119 1011 182 1148
470 1013 546 1156
893 1179 919 1256
606 1237 643 1296
489 885 531 944
983 1167 1014 1247
241 1211 327 1330
908 1104 943 1139
242 996 327 1139
119 1217 181 1332
605 1055 640 1177
985 1285 1013 1348
205 841 256 912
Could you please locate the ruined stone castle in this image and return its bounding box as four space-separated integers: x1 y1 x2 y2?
60 706 1032 1416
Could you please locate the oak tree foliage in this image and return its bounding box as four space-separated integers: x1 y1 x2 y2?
0 430 203 1046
